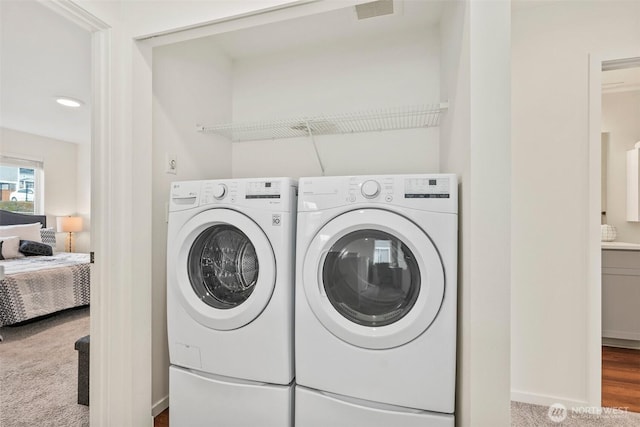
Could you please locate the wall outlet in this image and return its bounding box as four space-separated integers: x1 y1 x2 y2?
166 153 177 174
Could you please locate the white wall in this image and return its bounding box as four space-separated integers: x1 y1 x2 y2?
602 90 640 242
231 26 441 177
151 37 233 413
439 2 472 423
76 143 91 253
440 1 512 425
0 127 89 252
512 0 640 407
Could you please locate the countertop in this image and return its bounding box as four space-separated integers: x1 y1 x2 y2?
602 241 640 251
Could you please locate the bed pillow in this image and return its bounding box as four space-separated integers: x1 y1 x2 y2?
40 227 57 248
0 222 43 243
0 236 22 259
19 240 53 257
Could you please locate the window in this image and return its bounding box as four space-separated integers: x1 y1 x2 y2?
0 155 44 214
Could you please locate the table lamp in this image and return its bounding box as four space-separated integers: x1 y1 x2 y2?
57 216 83 252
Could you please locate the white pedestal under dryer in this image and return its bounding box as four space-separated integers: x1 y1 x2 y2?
167 178 296 427
295 174 458 426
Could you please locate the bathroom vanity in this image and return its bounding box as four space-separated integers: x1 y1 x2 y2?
602 243 640 342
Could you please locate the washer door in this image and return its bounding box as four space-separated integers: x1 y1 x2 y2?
173 209 276 330
302 209 444 349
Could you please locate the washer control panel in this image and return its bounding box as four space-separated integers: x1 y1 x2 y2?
171 178 296 213
361 180 381 199
213 183 227 200
404 177 450 199
246 180 282 199
201 181 239 204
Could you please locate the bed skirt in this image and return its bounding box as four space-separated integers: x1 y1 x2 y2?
0 257 90 327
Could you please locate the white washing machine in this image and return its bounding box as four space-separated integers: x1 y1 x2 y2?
295 174 458 427
167 178 296 427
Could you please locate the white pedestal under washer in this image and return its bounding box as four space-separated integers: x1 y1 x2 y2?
295 174 457 426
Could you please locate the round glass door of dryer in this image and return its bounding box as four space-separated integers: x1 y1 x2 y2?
322 229 421 327
188 225 259 309
302 209 445 349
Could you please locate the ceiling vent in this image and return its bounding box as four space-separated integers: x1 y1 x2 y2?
355 0 394 20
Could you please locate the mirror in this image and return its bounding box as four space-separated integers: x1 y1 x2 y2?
602 132 609 223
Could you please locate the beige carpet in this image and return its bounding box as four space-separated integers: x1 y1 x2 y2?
512 401 640 426
0 307 89 427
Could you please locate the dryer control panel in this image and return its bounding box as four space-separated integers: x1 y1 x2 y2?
298 174 457 214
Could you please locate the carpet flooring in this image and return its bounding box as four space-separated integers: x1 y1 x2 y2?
511 401 640 426
0 307 89 426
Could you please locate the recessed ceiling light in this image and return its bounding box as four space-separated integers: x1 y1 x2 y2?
55 97 84 108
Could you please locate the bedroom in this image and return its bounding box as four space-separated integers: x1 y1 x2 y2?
0 1 92 425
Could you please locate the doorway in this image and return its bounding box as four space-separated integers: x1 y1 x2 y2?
594 56 640 412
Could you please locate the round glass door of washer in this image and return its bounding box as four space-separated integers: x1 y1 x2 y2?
188 225 259 309
173 208 276 331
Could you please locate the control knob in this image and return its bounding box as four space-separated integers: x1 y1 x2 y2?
213 183 227 200
361 180 381 199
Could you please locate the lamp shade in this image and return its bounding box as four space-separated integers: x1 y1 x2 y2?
57 216 83 233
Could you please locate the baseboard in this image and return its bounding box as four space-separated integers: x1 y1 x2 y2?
603 337 640 350
152 395 169 417
511 390 589 409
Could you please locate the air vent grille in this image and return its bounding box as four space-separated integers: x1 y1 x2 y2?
355 0 394 20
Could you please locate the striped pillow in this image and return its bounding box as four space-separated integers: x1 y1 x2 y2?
40 227 57 248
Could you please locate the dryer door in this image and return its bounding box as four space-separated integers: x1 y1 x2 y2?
172 209 275 330
302 209 444 349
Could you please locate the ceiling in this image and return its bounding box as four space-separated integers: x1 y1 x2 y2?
0 0 92 145
208 0 444 59
0 0 636 149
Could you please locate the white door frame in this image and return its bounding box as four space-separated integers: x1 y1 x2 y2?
587 50 640 407
40 1 147 425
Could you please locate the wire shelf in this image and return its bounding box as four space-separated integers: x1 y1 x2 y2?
197 103 448 142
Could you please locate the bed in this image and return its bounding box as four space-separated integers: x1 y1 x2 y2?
0 210 90 336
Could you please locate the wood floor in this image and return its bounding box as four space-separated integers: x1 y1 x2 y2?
154 408 169 427
602 346 640 413
153 347 638 426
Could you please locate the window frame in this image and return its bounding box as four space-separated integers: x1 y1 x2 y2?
0 154 44 215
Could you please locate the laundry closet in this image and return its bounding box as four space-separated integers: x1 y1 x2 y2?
149 0 507 422
151 1 465 182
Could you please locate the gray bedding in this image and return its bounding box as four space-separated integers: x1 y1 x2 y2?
0 253 90 327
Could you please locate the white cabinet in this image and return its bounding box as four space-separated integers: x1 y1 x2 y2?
626 147 640 221
602 249 640 341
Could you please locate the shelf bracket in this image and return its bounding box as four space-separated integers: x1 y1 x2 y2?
305 120 325 176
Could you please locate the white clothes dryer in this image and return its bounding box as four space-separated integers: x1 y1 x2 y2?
295 174 458 426
167 178 296 426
